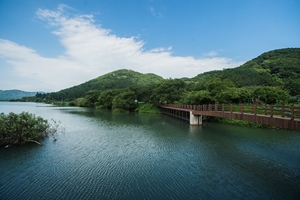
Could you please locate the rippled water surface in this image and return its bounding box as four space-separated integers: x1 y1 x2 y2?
1 102 300 199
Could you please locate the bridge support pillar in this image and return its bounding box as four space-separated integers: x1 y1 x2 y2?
190 111 202 125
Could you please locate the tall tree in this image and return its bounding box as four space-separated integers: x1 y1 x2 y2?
151 79 186 104
112 90 137 112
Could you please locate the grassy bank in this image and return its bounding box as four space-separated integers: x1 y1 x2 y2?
50 101 72 106
135 103 161 114
208 117 277 129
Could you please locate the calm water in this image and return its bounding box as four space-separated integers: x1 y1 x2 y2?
0 102 300 200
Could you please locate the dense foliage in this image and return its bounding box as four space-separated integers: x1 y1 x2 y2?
16 48 300 111
45 69 164 101
0 112 58 147
192 48 300 94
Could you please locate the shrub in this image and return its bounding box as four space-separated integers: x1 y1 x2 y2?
0 112 59 147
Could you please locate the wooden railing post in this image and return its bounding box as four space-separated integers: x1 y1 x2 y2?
240 104 244 114
270 104 273 117
281 105 285 117
291 105 294 120
215 104 218 112
264 104 267 115
230 104 233 113
222 104 224 112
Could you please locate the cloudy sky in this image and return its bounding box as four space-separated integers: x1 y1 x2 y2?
0 0 299 92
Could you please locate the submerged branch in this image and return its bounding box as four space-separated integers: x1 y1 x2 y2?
27 140 43 146
47 132 57 141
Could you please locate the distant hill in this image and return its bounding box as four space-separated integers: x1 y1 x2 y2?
47 69 164 101
0 90 38 100
45 48 300 102
191 48 300 95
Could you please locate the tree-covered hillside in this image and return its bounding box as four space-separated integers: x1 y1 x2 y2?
20 48 300 111
191 48 300 95
46 69 164 101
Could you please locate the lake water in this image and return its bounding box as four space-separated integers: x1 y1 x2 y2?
0 102 300 199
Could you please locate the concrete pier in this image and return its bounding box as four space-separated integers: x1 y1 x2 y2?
190 111 202 125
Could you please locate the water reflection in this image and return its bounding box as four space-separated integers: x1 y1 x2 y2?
0 102 299 199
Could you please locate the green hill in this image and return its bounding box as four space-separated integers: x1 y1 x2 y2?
43 48 300 106
191 48 300 95
0 90 38 100
46 69 164 101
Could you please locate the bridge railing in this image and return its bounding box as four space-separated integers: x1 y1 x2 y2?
159 104 300 120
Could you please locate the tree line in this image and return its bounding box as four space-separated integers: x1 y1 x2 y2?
14 48 300 111
20 77 296 112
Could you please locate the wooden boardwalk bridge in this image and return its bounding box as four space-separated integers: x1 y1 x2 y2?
157 103 300 131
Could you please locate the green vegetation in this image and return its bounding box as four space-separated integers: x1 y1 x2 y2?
150 79 186 104
112 89 137 112
192 48 300 94
135 103 161 114
14 48 300 113
0 112 60 147
209 117 275 129
45 69 163 101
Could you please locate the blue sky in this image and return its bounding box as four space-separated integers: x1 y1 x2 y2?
0 0 299 92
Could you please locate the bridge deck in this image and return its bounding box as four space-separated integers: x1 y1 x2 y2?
158 104 300 131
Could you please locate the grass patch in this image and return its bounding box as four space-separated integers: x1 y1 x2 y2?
51 101 71 106
208 117 277 129
135 103 161 114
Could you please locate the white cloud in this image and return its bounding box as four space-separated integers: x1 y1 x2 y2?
0 5 243 91
148 6 163 18
203 51 219 57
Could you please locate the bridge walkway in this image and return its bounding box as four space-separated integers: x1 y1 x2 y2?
158 104 300 131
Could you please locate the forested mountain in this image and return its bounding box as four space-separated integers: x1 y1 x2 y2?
22 48 299 111
46 69 164 101
191 48 300 95
0 90 38 100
